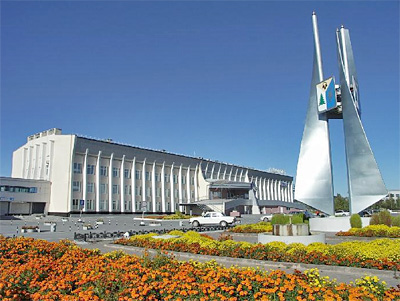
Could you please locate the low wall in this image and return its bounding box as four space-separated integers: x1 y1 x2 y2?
258 232 325 246
309 216 371 232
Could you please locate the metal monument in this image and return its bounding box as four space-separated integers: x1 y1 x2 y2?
295 12 387 215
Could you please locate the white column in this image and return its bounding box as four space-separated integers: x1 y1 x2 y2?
96 151 101 212
270 179 274 200
35 145 40 179
280 181 284 201
170 164 175 212
194 164 199 202
152 161 156 212
161 162 166 212
258 177 263 199
82 149 89 212
120 155 125 213
27 146 32 179
271 179 275 200
284 183 288 202
216 164 221 179
210 163 215 179
228 166 233 181
204 162 209 178
47 141 55 181
263 178 267 201
276 180 280 200
222 165 227 180
186 166 191 203
239 169 243 182
234 168 238 181
254 177 258 198
178 164 183 203
40 142 47 179
142 159 146 209
289 182 293 202
131 157 136 212
245 170 249 182
108 153 114 213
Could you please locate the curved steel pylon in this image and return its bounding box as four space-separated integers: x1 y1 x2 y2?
336 27 387 214
295 13 386 215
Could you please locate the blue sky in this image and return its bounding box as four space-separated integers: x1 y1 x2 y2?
1 1 399 196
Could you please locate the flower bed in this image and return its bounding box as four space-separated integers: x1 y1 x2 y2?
116 231 400 271
1 236 399 300
336 225 400 238
229 222 273 233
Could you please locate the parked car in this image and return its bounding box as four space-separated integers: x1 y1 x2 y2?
189 212 236 227
260 214 273 222
358 209 372 217
334 210 350 217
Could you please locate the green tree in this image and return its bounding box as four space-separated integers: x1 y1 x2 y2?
319 94 325 105
334 194 349 211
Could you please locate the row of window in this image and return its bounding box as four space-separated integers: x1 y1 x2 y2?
72 181 195 198
73 163 195 184
72 199 179 211
0 185 37 193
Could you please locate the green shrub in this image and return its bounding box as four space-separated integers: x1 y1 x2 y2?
271 214 288 225
350 214 362 228
369 210 392 227
392 215 400 227
271 214 304 225
291 214 304 224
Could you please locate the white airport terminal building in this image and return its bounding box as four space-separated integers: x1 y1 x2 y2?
4 128 297 216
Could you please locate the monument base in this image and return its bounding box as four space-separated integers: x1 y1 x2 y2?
258 232 325 246
309 217 371 232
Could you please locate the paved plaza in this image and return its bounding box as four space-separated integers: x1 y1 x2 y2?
1 214 399 288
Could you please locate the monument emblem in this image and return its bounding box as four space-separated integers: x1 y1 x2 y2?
295 12 387 215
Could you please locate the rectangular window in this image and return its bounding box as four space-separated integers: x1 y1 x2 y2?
156 187 161 197
73 162 82 174
165 188 170 198
100 166 108 177
87 182 94 193
113 167 120 178
173 174 178 184
112 184 119 194
124 185 132 195
191 190 195 198
182 175 186 185
182 189 186 199
124 169 131 179
73 181 81 192
99 200 107 211
29 187 38 193
86 199 94 210
87 164 95 175
135 170 141 180
100 183 107 194
146 187 151 197
191 176 195 185
145 171 151 181
136 186 142 196
174 189 179 198
72 199 79 210
165 173 170 183
155 173 159 182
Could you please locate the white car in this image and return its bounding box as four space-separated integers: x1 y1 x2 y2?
189 212 236 227
334 210 350 217
260 214 273 222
